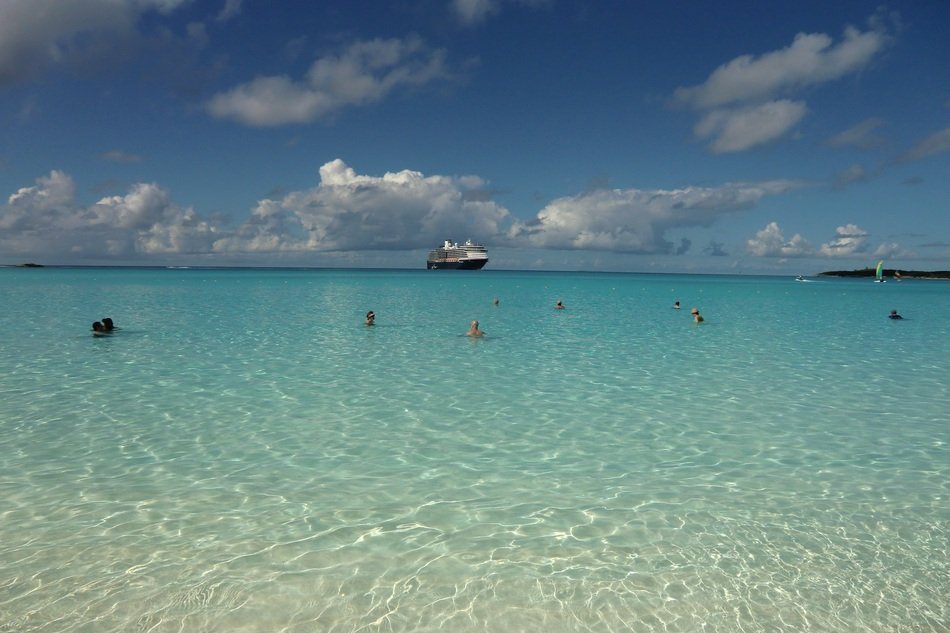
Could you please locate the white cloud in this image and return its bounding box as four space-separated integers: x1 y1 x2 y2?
674 26 890 110
207 38 449 126
833 163 869 188
214 159 510 252
216 0 243 22
695 100 807 153
2 170 76 230
826 117 887 150
898 126 950 163
1 164 800 262
0 0 189 85
2 163 508 260
101 149 143 164
505 181 797 253
0 171 219 258
819 223 869 257
452 0 498 24
450 0 549 25
873 241 913 259
673 14 893 153
746 221 813 257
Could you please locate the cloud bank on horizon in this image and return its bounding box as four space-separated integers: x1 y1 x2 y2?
0 160 909 266
1 161 799 259
0 1 948 271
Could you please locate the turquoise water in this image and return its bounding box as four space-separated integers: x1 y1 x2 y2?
1 267 947 632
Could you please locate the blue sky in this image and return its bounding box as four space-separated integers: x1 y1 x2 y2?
1 0 948 273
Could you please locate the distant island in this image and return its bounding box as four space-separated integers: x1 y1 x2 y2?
15 262 44 268
820 267 950 279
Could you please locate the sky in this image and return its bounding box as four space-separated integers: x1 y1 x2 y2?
1 0 948 274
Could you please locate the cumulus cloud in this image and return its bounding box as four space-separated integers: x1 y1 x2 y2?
673 14 893 152
898 126 950 163
0 0 190 85
819 223 869 257
0 170 219 258
2 170 76 231
213 159 510 252
1 163 511 259
207 37 449 126
2 163 801 262
505 181 797 253
746 221 813 257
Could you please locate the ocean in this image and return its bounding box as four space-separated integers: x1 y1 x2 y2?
1 267 947 632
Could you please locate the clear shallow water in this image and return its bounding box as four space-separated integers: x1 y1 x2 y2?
1 267 947 632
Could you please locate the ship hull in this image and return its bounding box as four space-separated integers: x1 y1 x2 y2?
426 259 488 270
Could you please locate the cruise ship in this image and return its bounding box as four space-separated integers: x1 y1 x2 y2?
426 239 489 270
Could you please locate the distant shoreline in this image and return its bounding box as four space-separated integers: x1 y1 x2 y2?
5 262 950 279
819 268 950 280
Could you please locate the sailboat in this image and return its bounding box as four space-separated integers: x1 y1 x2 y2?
874 260 886 283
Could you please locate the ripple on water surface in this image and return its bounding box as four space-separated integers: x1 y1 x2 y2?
0 269 947 631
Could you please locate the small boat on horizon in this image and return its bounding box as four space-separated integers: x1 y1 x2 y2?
874 260 886 283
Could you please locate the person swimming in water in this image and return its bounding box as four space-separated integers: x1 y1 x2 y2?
690 307 704 323
467 320 485 337
673 301 681 310
101 317 115 331
365 310 376 326
91 321 110 336
888 309 903 320
555 300 565 310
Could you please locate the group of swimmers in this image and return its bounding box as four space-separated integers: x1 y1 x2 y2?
363 298 707 339
95 298 906 339
91 317 116 336
672 300 704 323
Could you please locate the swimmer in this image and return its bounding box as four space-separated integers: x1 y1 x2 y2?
493 297 499 306
91 321 110 336
888 309 903 320
101 317 115 331
467 320 485 337
690 307 704 323
365 310 376 326
555 300 565 310
673 301 681 310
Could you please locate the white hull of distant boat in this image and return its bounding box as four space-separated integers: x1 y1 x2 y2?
426 239 489 270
